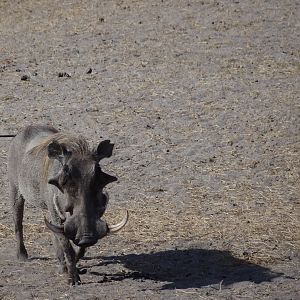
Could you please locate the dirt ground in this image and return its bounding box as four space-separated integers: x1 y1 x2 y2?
0 0 299 299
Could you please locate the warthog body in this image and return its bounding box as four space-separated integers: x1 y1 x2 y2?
8 124 128 284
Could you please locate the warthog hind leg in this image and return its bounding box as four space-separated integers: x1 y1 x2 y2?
11 187 28 261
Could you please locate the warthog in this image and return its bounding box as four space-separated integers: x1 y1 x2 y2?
8 124 128 284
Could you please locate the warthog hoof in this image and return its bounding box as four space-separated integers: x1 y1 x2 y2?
68 272 81 286
17 247 28 261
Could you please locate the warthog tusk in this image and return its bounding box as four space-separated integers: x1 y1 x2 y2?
44 216 65 235
53 195 66 221
108 210 129 233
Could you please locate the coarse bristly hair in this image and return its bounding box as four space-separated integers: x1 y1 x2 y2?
28 133 91 179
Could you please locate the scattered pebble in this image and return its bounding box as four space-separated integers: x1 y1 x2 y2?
21 75 30 81
58 72 71 78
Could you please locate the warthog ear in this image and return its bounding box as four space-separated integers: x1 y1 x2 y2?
96 140 114 161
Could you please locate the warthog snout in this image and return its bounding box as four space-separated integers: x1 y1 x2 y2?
77 234 98 247
44 210 129 246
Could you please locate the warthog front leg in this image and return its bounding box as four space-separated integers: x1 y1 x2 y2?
10 186 28 261
76 247 86 262
53 236 85 273
52 235 67 273
56 235 80 285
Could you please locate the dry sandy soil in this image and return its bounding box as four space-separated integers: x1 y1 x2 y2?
0 0 299 299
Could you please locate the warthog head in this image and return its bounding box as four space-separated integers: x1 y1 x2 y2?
44 139 128 247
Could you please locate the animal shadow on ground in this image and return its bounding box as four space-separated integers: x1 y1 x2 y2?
84 249 282 289
29 256 53 261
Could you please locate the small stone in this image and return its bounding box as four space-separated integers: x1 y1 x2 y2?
21 75 30 81
58 72 71 78
86 68 92 74
146 124 154 129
